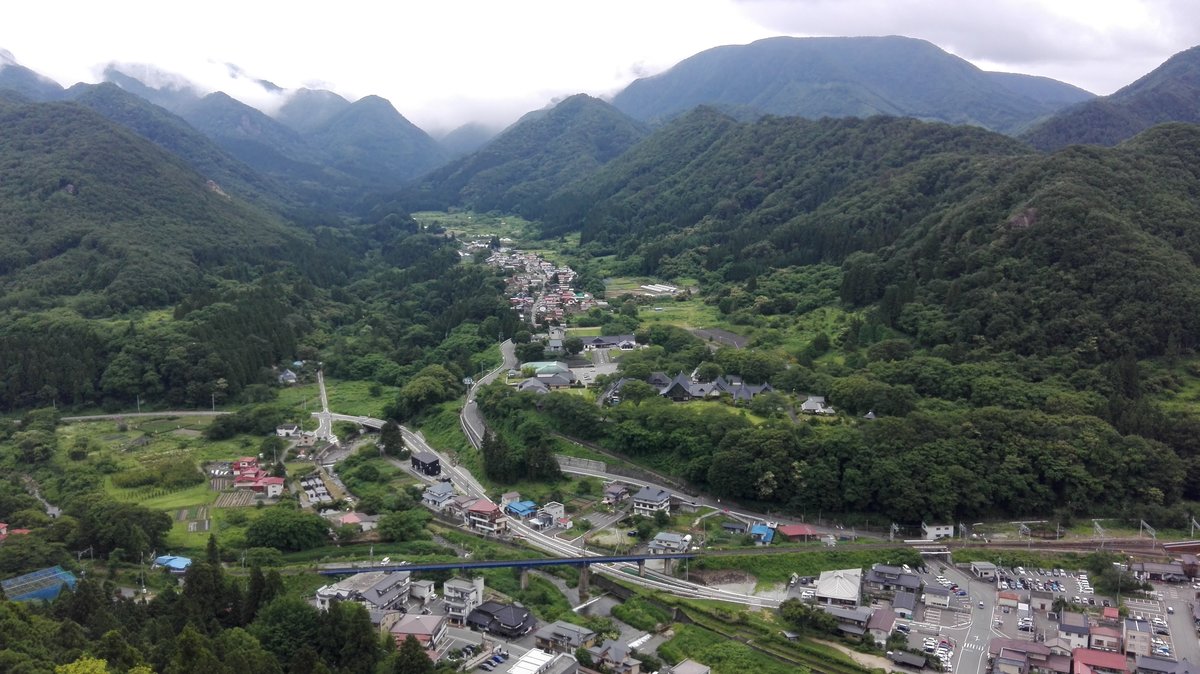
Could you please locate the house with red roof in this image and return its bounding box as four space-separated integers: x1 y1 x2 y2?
0 522 32 542
232 457 259 477
776 524 820 542
1072 647 1130 674
467 500 508 535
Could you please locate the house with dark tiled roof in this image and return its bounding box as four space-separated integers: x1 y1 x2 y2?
632 486 671 517
466 601 536 638
864 564 922 595
587 639 641 674
534 620 598 653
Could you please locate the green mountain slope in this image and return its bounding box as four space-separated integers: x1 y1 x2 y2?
64 82 294 208
611 35 1093 134
306 95 447 186
274 87 352 134
1022 45 1200 150
405 94 648 217
0 59 64 101
550 113 1200 359
0 100 303 311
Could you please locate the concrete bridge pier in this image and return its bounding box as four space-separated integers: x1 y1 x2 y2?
663 558 675 576
520 567 530 590
638 559 645 577
579 564 590 599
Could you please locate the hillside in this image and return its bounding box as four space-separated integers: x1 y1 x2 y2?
549 113 1200 360
611 35 1093 134
305 95 447 186
404 94 649 217
64 82 294 208
274 87 352 134
0 59 64 101
438 122 500 158
1022 45 1200 150
0 100 302 311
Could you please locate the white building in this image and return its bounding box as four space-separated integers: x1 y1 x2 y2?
632 486 671 517
921 522 954 540
443 577 485 624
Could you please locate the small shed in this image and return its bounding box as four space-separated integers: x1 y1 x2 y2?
411 451 441 477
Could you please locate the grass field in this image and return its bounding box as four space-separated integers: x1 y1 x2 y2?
637 299 725 330
325 379 399 418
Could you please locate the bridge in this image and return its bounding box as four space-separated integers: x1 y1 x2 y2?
318 553 698 595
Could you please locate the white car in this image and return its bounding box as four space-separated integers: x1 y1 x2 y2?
801 590 815 599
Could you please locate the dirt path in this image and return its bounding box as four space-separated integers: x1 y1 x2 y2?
812 639 902 672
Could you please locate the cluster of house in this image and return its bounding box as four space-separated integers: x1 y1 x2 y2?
604 371 777 404
228 457 286 497
420 480 509 535
313 572 539 663
985 614 1198 674
500 492 572 531
533 620 644 674
299 474 333 504
487 249 600 323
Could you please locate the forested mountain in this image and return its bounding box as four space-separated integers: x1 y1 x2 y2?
402 94 649 217
305 94 447 185
548 112 1200 361
0 55 64 101
437 122 500 158
64 82 294 208
1022 45 1200 150
0 100 301 311
611 36 1093 134
273 87 352 134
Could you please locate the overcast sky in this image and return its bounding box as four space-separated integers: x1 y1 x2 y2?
2 0 1198 134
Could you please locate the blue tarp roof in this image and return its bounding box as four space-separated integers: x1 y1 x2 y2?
1 565 77 602
505 501 537 516
154 555 193 571
750 524 775 543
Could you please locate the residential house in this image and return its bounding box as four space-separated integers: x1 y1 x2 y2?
276 424 300 437
0 524 31 542
750 523 774 546
500 491 521 506
864 564 921 595
505 500 538 519
892 591 917 619
232 457 258 477
800 395 835 415
445 495 478 522
443 577 485 625
411 451 441 477
538 501 565 521
315 570 411 612
467 500 508 535
422 481 456 510
721 521 748 535
987 638 1071 674
1125 619 1154 657
1072 647 1131 674
410 580 436 604
632 486 671 517
1090 625 1123 653
776 524 819 542
815 568 862 608
821 606 872 639
867 608 897 647
466 601 536 638
646 372 672 388
518 378 550 394
648 532 689 555
328 511 379 532
1059 611 1091 650
534 620 598 653
602 483 628 504
923 585 951 608
921 522 954 540
536 373 573 390
586 640 640 674
1032 589 1055 612
278 369 298 385
389 614 448 659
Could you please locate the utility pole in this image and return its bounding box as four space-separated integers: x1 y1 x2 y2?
211 392 215 412
136 394 141 414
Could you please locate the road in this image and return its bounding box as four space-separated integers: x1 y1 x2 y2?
314 370 334 441
61 410 229 421
461 339 516 446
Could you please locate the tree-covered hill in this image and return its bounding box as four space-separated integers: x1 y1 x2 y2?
547 112 1200 360
0 57 65 102
0 100 304 312
273 86 352 134
611 35 1093 133
1022 45 1200 150
305 94 447 186
401 94 649 218
64 82 295 209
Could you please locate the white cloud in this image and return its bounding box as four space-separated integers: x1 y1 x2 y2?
0 0 1197 131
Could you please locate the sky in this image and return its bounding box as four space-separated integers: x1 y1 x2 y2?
2 0 1199 134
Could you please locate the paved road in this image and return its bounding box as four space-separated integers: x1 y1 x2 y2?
461 339 515 446
314 370 334 441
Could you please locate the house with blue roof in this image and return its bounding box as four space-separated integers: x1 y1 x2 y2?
750 524 775 546
505 500 538 519
153 555 193 573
